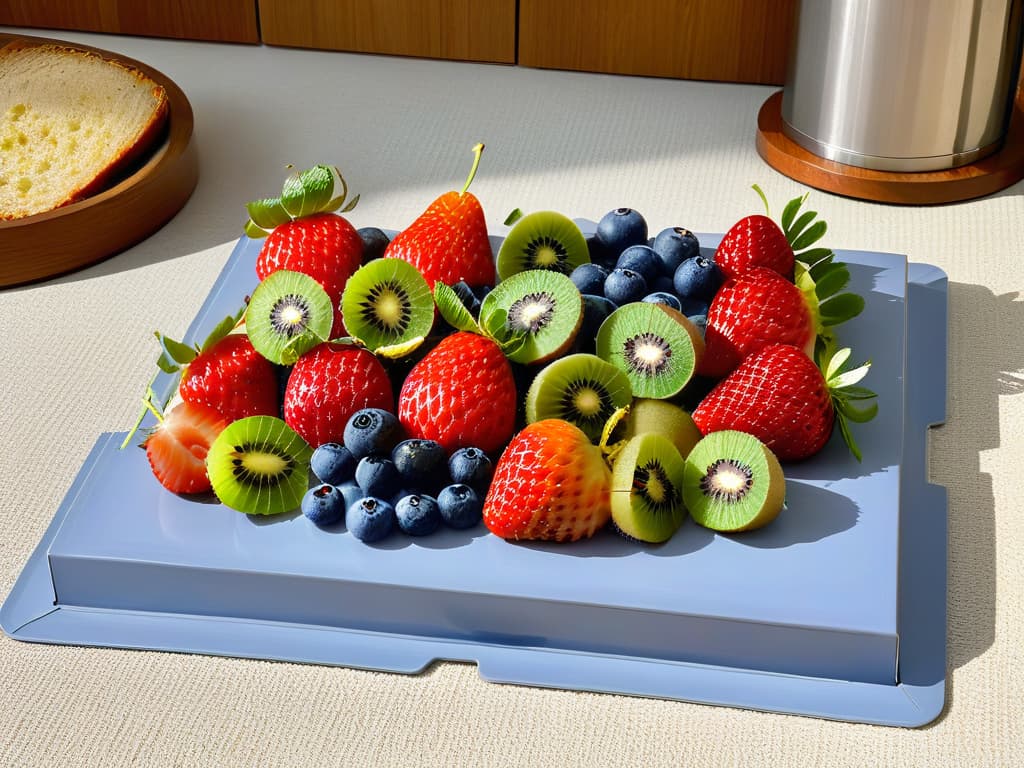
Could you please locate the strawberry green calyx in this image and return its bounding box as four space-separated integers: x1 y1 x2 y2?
819 343 878 462
432 281 527 358
244 164 360 239
794 250 865 354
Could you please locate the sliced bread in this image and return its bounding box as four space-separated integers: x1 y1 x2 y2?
0 42 169 220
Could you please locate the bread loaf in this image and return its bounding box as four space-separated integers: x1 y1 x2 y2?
0 42 169 220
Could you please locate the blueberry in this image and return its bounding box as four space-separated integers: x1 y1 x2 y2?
355 455 400 497
448 447 493 493
652 227 700 275
569 263 609 296
649 274 676 295
310 442 357 485
301 483 347 526
641 291 683 312
615 245 661 283
451 280 482 318
603 268 648 306
596 208 648 257
673 256 723 303
471 284 493 303
358 227 391 264
677 297 710 317
395 493 443 536
343 408 403 459
437 484 483 529
346 496 396 542
585 233 616 270
337 480 365 512
577 294 618 353
687 314 708 338
391 438 448 492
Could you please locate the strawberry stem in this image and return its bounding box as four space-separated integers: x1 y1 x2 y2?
752 184 771 216
460 143 485 196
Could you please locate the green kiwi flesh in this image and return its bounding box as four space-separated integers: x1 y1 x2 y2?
623 398 702 460
682 430 785 532
595 302 704 399
247 269 333 365
610 432 687 543
496 210 589 280
525 353 632 443
340 258 434 353
207 415 313 515
479 269 583 365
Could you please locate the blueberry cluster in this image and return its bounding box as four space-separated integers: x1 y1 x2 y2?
300 407 493 543
572 208 721 338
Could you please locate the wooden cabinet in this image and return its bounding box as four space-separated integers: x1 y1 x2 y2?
518 0 798 85
258 0 516 64
0 0 259 44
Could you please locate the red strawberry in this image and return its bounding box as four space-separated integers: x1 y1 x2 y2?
483 419 612 542
144 401 229 494
714 187 831 281
397 331 516 454
384 144 496 288
692 343 877 462
178 332 279 422
284 341 394 447
698 266 815 379
715 214 794 280
245 165 364 337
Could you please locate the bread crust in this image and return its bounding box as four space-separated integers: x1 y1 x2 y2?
0 41 170 220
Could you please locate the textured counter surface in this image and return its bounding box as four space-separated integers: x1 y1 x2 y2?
0 27 1020 768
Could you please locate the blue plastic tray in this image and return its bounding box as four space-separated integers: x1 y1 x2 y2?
0 233 948 727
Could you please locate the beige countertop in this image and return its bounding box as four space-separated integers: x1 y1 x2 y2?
1 26 1021 768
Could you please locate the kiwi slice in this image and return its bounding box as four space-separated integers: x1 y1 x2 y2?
525 353 632 443
610 432 687 543
479 269 583 365
247 269 333 365
207 415 313 515
682 430 785 532
595 302 704 399
496 211 589 280
622 398 702 460
340 258 433 354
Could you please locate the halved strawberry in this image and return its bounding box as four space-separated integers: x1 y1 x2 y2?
692 343 877 462
483 419 612 542
143 401 229 494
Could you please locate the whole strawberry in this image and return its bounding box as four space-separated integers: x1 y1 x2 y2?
714 187 831 281
483 419 612 543
397 331 516 455
245 165 363 337
692 343 877 462
153 309 278 423
179 333 279 422
384 144 496 288
284 341 394 447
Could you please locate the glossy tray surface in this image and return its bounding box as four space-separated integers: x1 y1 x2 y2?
1 233 948 727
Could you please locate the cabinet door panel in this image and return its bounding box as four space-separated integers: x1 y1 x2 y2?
518 0 797 84
0 1 259 43
259 0 516 64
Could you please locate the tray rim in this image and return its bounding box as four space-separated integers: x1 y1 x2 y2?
0 236 949 727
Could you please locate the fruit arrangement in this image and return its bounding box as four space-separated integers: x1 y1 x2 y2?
127 145 878 547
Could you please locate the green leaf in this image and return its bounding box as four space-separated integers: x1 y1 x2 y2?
245 197 291 230
784 209 816 243
156 351 179 374
791 219 827 251
841 385 880 400
434 282 480 333
830 360 872 389
818 292 865 326
199 309 244 354
800 248 834 268
281 166 333 218
823 346 852 380
481 306 510 341
244 219 270 239
836 416 864 462
340 193 360 214
504 208 525 227
155 332 197 366
780 194 804 232
837 399 879 424
815 265 851 300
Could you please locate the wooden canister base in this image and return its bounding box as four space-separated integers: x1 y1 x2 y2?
756 90 1024 205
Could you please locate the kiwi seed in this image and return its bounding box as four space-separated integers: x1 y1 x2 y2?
610 432 687 543
525 353 632 443
340 258 433 353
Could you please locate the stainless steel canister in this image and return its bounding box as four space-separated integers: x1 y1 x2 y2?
782 0 1024 172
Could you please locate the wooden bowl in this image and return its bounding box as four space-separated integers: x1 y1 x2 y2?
0 33 199 287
